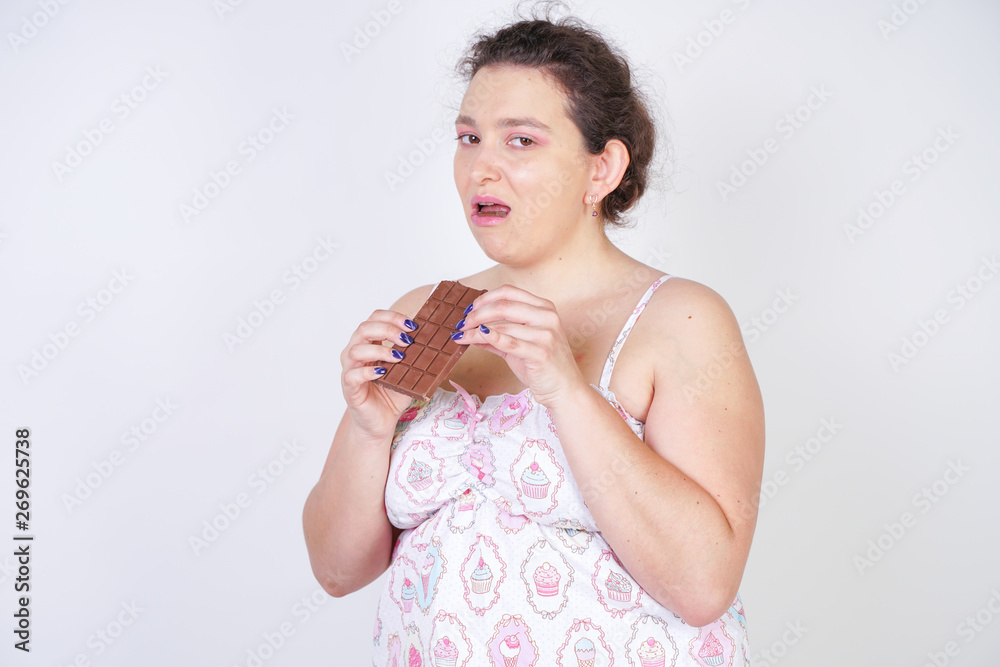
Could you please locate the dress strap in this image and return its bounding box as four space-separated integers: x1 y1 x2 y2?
597 274 672 391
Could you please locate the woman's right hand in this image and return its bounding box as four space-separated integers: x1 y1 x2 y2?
340 309 420 440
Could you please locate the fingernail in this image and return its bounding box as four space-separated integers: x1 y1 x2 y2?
451 331 464 340
374 366 387 375
399 332 414 345
463 303 474 316
479 324 490 334
455 318 466 330
391 349 405 360
403 319 418 331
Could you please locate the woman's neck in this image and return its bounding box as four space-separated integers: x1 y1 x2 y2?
486 228 638 307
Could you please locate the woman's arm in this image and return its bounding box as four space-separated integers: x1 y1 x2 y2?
546 279 764 626
302 411 400 597
302 285 433 597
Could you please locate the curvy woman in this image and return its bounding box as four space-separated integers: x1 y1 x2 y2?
304 13 765 666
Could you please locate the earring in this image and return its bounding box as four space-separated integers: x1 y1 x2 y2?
590 194 598 217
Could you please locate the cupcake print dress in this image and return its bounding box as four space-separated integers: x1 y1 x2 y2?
373 275 750 666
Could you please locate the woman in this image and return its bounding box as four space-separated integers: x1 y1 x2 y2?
304 12 764 666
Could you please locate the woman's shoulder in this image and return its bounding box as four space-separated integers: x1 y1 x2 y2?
647 275 738 325
631 273 746 366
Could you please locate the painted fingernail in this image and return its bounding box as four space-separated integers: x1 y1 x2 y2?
451 331 464 340
463 303 474 316
374 366 387 375
403 319 418 331
399 332 414 345
455 318 466 330
391 349 405 360
479 324 490 334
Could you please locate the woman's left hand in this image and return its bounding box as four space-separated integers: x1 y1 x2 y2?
452 284 586 405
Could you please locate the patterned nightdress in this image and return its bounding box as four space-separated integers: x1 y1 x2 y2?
372 274 750 667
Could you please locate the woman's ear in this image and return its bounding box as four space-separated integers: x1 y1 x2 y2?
589 138 630 196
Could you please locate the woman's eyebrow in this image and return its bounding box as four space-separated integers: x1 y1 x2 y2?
454 114 552 132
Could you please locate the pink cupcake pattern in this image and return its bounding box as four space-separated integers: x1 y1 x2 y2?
430 610 472 667
510 439 564 518
488 391 533 435
592 550 643 618
689 621 734 667
487 614 538 667
520 538 574 620
626 614 679 667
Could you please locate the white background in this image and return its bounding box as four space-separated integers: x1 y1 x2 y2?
2 0 999 665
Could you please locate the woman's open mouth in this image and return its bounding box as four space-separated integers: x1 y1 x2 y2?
471 196 511 226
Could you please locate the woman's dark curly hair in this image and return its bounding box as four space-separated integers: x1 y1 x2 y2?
456 6 657 228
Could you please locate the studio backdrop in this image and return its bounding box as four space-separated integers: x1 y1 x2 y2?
1 0 998 665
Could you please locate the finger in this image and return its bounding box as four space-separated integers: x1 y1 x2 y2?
460 298 559 332
471 284 553 310
344 340 410 368
454 322 554 359
341 315 419 366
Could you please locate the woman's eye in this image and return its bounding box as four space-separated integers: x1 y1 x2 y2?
511 136 534 147
456 133 479 145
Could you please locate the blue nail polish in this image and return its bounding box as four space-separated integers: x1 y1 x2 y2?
374 366 387 375
451 331 464 340
399 332 414 345
463 303 474 316
479 324 490 334
403 319 418 331
455 318 466 330
391 349 405 360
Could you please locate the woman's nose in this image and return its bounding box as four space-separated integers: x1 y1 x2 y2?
467 142 501 183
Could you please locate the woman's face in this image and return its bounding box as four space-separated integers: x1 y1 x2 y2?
453 65 594 266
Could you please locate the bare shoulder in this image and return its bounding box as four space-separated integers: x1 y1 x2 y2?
637 275 757 408
644 276 740 333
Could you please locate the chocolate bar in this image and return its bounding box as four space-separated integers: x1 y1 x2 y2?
372 280 487 400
